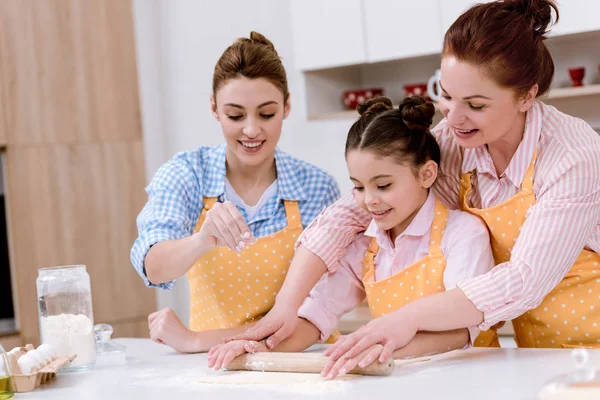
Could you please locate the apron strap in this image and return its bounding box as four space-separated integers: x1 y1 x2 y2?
362 237 379 279
283 200 303 229
429 198 449 256
520 149 537 193
194 197 218 233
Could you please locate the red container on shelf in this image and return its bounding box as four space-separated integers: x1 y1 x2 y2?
343 88 384 110
404 83 429 100
568 67 585 87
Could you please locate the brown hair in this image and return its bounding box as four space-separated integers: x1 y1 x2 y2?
345 96 440 172
212 31 289 102
443 0 559 97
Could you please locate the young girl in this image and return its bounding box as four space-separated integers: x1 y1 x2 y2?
130 32 340 353
208 96 494 376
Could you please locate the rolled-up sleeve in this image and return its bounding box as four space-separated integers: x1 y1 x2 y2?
458 146 600 330
130 156 201 290
296 193 371 272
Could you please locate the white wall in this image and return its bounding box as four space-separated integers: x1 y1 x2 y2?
132 0 353 321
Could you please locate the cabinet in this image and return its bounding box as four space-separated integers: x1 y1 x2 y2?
292 0 597 73
0 0 155 346
364 0 442 63
551 0 600 36
438 0 494 37
290 0 367 71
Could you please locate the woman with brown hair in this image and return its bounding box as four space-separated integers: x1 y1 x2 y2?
130 32 340 353
236 0 600 370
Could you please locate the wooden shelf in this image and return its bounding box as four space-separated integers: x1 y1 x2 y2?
541 83 600 100
308 84 600 121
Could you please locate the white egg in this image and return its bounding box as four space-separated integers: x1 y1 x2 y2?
17 353 36 374
37 344 56 362
26 349 45 368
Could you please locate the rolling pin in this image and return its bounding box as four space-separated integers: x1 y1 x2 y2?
226 352 395 376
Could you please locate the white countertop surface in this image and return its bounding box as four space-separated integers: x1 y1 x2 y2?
17 338 600 400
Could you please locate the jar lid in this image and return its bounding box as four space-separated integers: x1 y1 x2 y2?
537 349 600 399
94 324 126 355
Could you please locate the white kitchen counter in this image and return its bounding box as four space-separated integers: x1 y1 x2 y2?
17 338 600 400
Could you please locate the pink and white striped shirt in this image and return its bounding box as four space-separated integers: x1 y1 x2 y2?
297 101 600 330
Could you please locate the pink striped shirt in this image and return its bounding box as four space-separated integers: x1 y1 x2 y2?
297 101 600 330
297 191 493 343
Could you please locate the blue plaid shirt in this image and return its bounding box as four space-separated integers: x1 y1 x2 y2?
131 145 341 290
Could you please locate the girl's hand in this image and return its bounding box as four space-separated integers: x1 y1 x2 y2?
198 201 256 252
148 308 198 353
207 340 268 370
321 343 386 380
225 302 298 348
323 311 417 368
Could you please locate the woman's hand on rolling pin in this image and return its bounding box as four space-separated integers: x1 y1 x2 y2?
323 311 417 375
224 302 298 348
148 308 198 353
198 201 256 252
321 343 385 380
208 340 267 370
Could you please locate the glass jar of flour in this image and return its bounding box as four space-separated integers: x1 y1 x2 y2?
36 265 96 371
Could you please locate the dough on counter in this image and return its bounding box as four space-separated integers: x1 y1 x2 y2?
197 371 358 385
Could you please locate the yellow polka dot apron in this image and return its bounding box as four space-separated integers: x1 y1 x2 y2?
186 197 302 332
460 151 600 348
361 199 495 348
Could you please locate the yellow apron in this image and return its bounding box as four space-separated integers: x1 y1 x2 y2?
362 198 449 319
362 198 499 346
460 151 600 348
187 197 302 332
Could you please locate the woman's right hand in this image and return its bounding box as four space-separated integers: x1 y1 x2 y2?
148 307 199 353
225 302 298 348
198 201 255 252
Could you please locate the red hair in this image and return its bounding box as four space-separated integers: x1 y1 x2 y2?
443 0 559 97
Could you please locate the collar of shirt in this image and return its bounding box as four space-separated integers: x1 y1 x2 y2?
201 145 307 223
364 191 436 251
461 101 543 189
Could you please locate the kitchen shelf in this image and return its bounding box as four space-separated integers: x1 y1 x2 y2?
542 83 600 99
308 84 600 121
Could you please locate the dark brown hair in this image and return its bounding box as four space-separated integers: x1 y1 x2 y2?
212 31 289 102
345 96 440 173
443 0 559 97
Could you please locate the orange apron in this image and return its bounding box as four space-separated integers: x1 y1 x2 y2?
460 151 600 348
361 198 497 349
187 197 302 332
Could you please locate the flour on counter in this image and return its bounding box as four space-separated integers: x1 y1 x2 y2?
195 371 359 394
40 313 96 367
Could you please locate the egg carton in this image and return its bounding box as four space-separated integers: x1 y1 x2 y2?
6 344 77 393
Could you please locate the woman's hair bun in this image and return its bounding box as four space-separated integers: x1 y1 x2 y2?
357 96 393 118
510 0 558 41
248 31 277 52
398 96 435 132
